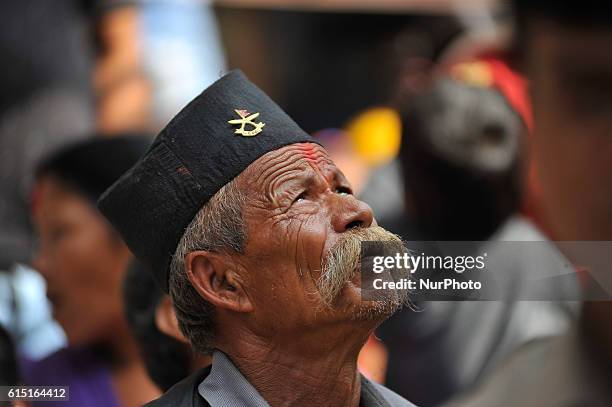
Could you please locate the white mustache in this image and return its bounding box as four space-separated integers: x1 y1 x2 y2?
317 226 405 305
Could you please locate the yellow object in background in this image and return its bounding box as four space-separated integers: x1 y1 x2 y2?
345 107 402 167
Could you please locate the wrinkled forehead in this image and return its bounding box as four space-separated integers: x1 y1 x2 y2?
239 142 342 192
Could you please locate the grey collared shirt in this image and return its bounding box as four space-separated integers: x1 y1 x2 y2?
198 351 270 407
198 351 416 407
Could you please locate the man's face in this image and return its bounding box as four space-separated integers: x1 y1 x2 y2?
526 21 612 240
231 142 405 338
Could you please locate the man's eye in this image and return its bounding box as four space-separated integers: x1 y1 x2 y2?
293 192 307 204
336 187 352 196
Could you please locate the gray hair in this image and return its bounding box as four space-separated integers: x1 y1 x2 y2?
168 179 246 354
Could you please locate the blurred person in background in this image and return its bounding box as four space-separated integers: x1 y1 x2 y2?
0 0 147 360
396 77 522 241
123 260 211 392
0 0 223 361
378 71 577 406
24 136 159 407
447 1 612 405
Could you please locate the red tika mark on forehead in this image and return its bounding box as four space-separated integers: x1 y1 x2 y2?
299 143 318 161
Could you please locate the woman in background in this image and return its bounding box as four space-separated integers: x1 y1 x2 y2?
24 136 160 407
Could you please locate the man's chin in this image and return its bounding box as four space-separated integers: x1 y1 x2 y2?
334 282 405 322
352 295 405 322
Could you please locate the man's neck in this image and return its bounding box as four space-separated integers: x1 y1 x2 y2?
220 325 372 407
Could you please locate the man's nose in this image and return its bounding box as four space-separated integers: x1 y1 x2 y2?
331 197 374 233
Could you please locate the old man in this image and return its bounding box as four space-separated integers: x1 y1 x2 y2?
99 70 414 407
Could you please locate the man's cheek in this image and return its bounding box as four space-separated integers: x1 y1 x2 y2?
292 217 328 281
252 212 297 252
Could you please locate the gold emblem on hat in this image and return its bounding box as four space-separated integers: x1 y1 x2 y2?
228 109 265 137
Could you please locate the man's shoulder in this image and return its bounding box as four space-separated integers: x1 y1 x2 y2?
144 366 212 407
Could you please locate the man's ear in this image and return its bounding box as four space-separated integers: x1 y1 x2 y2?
155 295 189 344
185 251 253 313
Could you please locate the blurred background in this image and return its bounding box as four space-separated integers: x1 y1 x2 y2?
3 0 608 406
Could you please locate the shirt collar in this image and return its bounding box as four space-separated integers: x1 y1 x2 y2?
198 351 270 407
198 351 403 407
